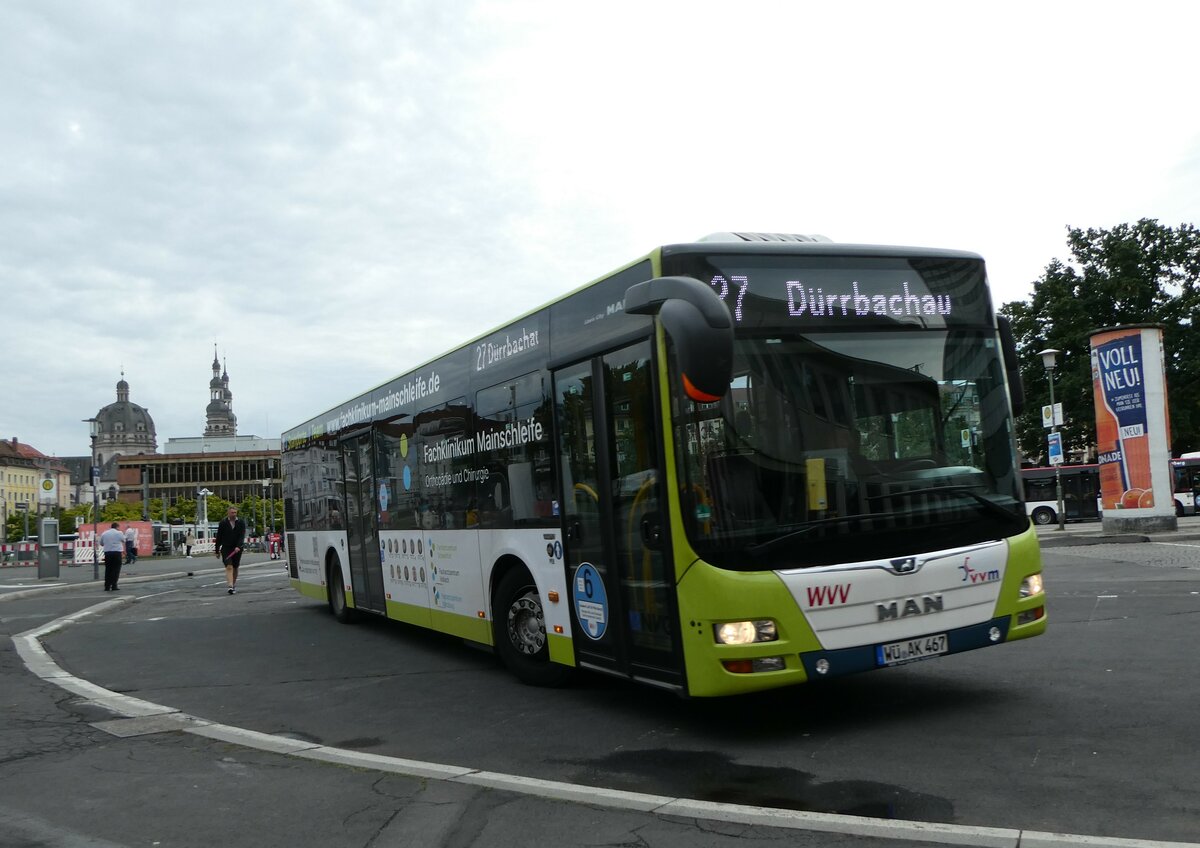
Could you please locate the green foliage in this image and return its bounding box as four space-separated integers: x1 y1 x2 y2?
5 512 29 543
1000 220 1200 462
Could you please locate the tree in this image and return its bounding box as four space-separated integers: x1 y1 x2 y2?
101 501 142 522
1001 220 1200 462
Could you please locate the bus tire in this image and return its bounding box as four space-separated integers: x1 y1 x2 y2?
492 568 572 687
1032 506 1056 526
1175 500 1185 517
328 561 355 623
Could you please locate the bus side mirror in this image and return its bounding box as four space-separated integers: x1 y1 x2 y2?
997 316 1025 417
624 275 733 402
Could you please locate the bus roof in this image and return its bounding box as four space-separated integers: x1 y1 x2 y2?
283 236 989 444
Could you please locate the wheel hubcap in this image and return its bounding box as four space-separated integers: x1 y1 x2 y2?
507 590 546 655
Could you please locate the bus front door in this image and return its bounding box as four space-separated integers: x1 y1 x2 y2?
554 341 684 690
340 430 386 614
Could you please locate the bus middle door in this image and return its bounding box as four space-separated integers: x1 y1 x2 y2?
339 429 387 615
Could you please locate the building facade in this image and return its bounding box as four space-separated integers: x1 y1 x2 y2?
117 448 280 506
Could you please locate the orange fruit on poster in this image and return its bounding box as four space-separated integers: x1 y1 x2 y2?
1120 489 1144 509
1138 489 1155 508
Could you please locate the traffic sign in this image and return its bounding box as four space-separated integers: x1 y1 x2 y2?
14 502 28 512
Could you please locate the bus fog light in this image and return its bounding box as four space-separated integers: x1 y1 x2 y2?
721 656 786 674
1017 606 1045 625
1020 573 1044 598
815 658 830 675
988 626 1002 642
714 619 778 645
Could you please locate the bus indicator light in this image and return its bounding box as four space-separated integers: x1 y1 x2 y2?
547 590 559 603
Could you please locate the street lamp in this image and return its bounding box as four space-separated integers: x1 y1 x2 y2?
197 488 213 541
1037 349 1066 531
84 418 100 579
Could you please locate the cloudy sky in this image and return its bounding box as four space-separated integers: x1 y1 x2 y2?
3 1 1198 459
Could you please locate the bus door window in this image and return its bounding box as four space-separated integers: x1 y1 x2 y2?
340 430 385 613
556 363 603 566
603 345 674 658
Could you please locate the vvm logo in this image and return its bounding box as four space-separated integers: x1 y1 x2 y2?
958 556 1000 584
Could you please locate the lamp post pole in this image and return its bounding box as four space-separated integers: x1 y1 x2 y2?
84 418 100 579
1038 349 1066 532
261 479 269 539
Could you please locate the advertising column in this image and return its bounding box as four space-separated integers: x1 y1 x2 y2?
1090 324 1177 533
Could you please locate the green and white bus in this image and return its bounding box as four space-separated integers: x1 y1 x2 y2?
281 233 1047 697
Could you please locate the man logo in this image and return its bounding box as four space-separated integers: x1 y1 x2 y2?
889 557 920 574
877 594 944 621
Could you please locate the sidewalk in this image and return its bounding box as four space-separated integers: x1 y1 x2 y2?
0 551 283 599
1034 513 1200 547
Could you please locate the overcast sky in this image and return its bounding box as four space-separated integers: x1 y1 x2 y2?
3 1 1198 459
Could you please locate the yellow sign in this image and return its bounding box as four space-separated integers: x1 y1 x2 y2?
806 458 828 510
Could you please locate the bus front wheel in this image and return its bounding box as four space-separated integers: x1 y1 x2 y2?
1032 507 1056 526
492 568 572 687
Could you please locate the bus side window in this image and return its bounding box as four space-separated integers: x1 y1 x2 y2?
475 373 555 528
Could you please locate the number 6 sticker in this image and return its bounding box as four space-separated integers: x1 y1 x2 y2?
572 562 608 640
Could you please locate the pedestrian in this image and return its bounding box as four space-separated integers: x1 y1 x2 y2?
185 530 195 558
124 525 138 565
214 506 246 594
99 521 125 591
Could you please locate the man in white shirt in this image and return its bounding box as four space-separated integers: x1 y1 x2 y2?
100 522 126 591
124 525 138 565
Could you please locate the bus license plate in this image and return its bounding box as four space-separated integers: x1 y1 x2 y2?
877 633 948 666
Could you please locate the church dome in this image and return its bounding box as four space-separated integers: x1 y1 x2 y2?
95 376 158 457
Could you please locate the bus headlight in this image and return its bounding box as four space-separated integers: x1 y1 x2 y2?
714 619 778 645
1020 573 1044 598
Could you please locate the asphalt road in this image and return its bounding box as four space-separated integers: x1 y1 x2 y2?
3 543 1199 847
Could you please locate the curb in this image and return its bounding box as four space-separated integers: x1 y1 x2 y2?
1038 532 1200 549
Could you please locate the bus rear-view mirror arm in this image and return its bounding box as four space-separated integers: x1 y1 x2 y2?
624 276 733 403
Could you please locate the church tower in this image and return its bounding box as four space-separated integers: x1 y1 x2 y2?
204 346 238 437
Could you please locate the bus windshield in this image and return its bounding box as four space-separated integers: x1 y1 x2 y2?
672 328 1027 569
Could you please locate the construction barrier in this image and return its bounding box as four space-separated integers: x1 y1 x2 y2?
1 541 77 567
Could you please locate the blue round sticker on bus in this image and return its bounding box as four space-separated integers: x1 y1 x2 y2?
572 562 608 640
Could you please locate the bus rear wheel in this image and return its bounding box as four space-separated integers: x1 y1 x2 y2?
493 568 572 687
328 564 354 623
1031 507 1056 526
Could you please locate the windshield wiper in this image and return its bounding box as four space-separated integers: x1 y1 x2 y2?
745 512 905 558
867 485 1019 521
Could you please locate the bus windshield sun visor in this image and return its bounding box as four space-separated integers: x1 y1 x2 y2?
624 276 733 402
